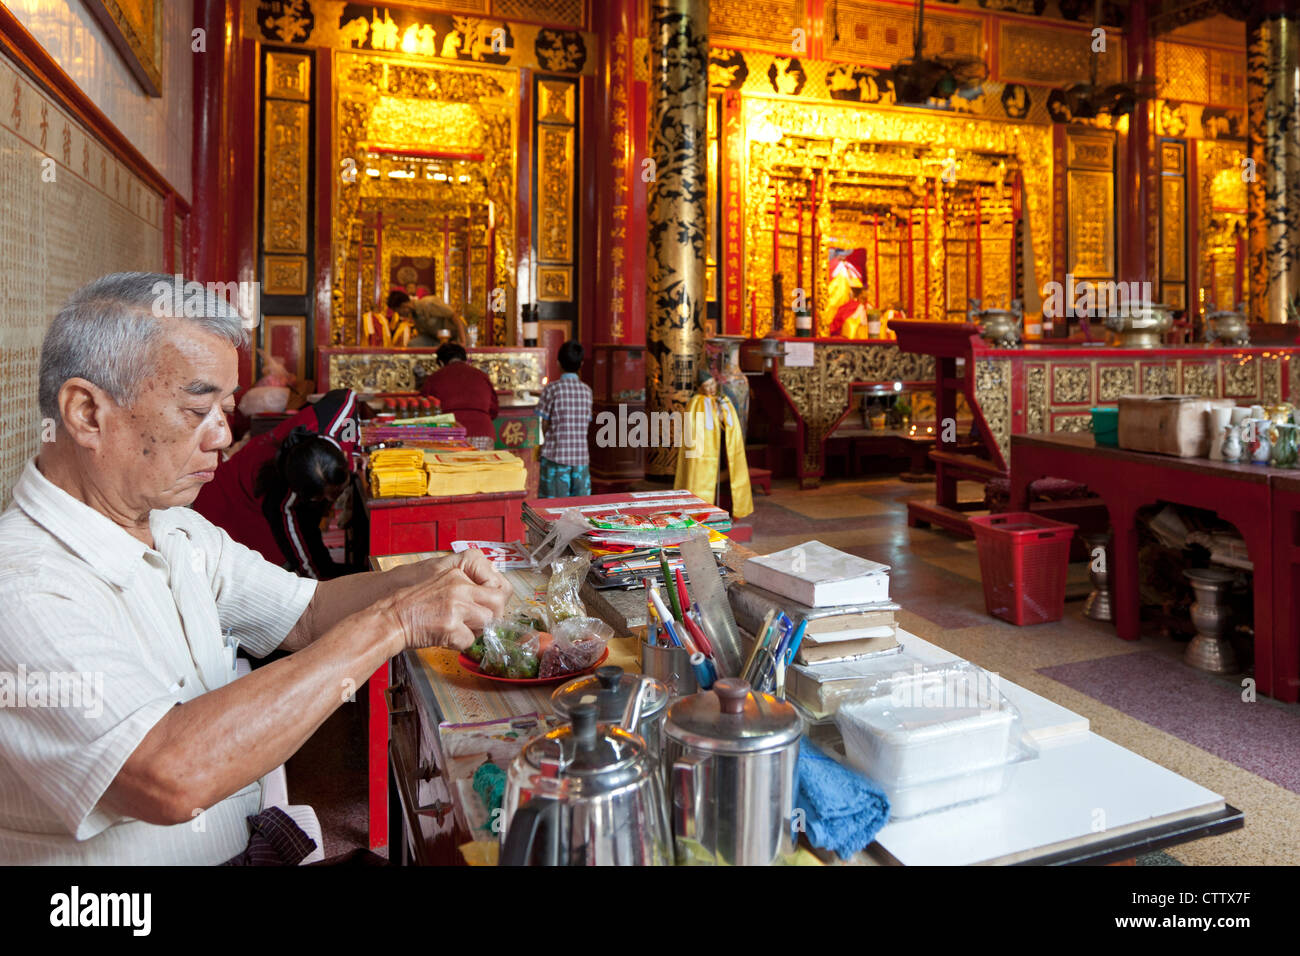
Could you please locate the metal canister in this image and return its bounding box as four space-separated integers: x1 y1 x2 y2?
552 666 669 765
663 678 804 866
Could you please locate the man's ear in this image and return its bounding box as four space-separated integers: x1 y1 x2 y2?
57 378 110 451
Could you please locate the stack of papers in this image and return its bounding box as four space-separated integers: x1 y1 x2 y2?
369 448 428 498
424 450 526 496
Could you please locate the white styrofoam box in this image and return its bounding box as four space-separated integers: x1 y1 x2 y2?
837 693 1016 787
880 756 1023 819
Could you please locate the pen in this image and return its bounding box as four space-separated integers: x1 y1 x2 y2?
674 567 691 615
643 577 658 646
770 613 795 666
741 609 776 684
660 549 683 621
649 589 696 655
690 651 714 690
785 619 808 666
681 612 715 660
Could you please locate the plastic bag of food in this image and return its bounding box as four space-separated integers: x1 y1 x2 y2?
538 616 613 678
545 553 591 627
479 630 541 679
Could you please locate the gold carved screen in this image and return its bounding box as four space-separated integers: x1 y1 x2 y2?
332 51 517 344
741 98 1051 336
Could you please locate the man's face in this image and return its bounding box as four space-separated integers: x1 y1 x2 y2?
98 323 239 512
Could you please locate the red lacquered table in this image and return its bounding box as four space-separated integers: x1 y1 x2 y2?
362 488 526 850
1010 433 1297 703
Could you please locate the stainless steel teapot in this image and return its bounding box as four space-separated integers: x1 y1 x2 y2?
499 702 672 866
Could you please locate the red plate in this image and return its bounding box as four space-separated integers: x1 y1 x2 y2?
456 647 610 685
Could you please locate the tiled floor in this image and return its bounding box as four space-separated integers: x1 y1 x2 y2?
288 474 1298 865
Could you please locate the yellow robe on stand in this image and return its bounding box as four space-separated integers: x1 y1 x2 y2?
675 393 754 519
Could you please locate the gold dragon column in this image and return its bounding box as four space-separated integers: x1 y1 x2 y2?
1246 4 1300 324
645 0 710 476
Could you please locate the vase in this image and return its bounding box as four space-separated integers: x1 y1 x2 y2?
1081 532 1112 622
709 336 750 436
1208 407 1233 460
1221 425 1244 463
1271 422 1299 468
1183 568 1237 674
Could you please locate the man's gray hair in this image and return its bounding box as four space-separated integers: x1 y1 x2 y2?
39 272 250 421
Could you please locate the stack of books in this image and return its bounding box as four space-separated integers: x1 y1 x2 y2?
731 541 901 718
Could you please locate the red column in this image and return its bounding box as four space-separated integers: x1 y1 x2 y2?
1121 0 1154 286
592 0 646 346
191 0 224 283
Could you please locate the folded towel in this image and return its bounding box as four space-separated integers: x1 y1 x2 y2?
795 740 890 860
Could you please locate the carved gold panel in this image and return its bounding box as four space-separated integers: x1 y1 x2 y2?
266 51 311 101
775 343 935 474
1161 176 1186 283
538 80 575 124
494 0 584 27
264 255 309 295
1026 364 1046 433
1051 364 1091 405
1068 170 1115 277
263 100 309 255
999 22 1122 87
1182 362 1218 396
1068 136 1113 171
1161 142 1184 173
1052 412 1093 433
824 0 982 67
974 359 1012 468
537 265 572 301
710 0 806 56
247 3 595 75
1223 359 1259 397
1097 364 1136 401
538 125 573 263
1209 48 1247 107
1156 41 1209 103
325 349 543 392
1142 364 1177 394
1278 357 1292 407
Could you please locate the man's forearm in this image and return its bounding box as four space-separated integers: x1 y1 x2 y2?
282 560 432 651
104 608 400 825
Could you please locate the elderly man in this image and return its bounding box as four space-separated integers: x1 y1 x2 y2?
0 273 509 864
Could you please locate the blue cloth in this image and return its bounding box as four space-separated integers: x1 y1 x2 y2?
795 740 890 860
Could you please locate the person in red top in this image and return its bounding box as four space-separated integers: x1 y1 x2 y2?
193 389 361 579
419 343 499 445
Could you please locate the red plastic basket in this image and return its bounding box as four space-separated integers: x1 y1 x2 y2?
969 512 1078 626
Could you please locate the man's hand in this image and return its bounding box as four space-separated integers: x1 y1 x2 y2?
380 566 508 652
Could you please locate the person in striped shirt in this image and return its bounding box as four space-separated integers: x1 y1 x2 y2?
537 340 593 497
0 273 509 864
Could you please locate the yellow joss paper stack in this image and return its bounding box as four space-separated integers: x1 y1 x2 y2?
369 448 428 498
423 450 526 496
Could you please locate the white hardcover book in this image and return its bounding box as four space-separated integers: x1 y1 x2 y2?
802 624 897 645
743 541 889 608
